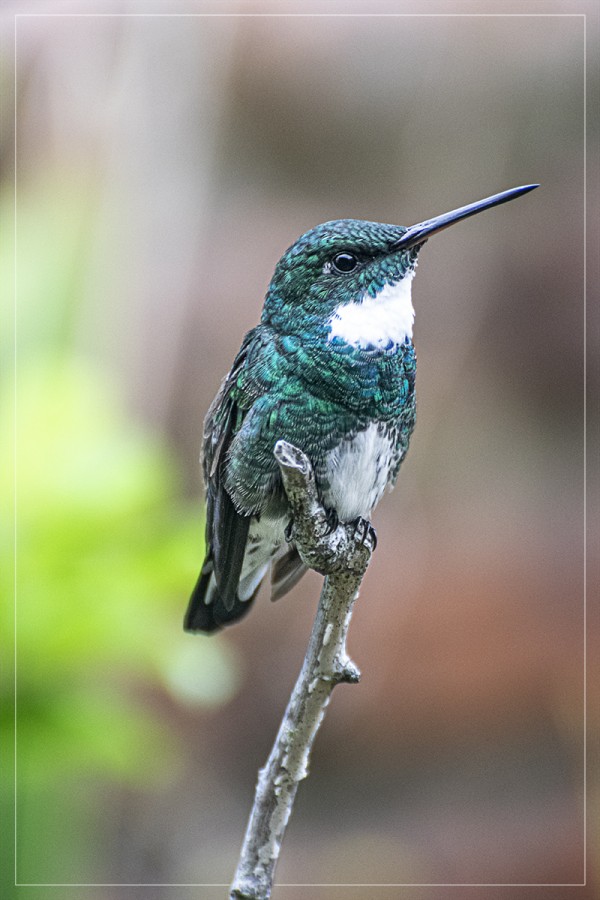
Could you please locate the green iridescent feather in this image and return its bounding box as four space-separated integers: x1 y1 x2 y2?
212 324 416 517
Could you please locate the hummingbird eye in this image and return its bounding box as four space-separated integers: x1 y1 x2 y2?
331 252 359 274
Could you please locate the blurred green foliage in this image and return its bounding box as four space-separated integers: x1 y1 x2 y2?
1 178 241 885
5 358 193 784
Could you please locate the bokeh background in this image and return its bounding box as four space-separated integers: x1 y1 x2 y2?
2 2 598 899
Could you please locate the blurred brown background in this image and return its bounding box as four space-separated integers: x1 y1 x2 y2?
2 1 598 899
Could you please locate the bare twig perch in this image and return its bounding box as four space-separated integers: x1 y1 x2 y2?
230 440 376 900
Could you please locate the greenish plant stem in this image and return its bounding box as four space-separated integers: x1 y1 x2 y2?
229 440 375 900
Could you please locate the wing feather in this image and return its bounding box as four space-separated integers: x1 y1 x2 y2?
200 330 259 612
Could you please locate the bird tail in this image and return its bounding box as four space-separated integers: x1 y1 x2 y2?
270 546 307 602
183 551 261 634
184 525 308 633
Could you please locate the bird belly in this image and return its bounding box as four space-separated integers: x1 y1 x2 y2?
323 423 397 522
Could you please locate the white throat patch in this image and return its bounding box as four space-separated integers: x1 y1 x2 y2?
327 272 415 349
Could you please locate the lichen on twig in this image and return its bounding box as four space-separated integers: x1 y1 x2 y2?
229 440 375 900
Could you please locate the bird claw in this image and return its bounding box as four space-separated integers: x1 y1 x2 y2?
322 506 339 535
352 517 377 549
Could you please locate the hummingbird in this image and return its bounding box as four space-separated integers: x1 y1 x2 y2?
185 184 538 633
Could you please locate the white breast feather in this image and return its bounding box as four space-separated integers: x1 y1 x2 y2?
327 272 415 349
325 424 396 522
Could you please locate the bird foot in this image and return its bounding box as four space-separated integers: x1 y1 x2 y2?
352 517 378 550
322 506 339 536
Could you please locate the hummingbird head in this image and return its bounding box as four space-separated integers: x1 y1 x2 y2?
262 184 539 349
262 219 418 336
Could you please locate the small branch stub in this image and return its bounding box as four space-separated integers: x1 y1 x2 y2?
229 441 375 900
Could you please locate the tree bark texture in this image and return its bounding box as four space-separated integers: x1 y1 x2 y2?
229 440 375 900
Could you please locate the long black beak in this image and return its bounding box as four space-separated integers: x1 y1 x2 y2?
391 184 539 252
